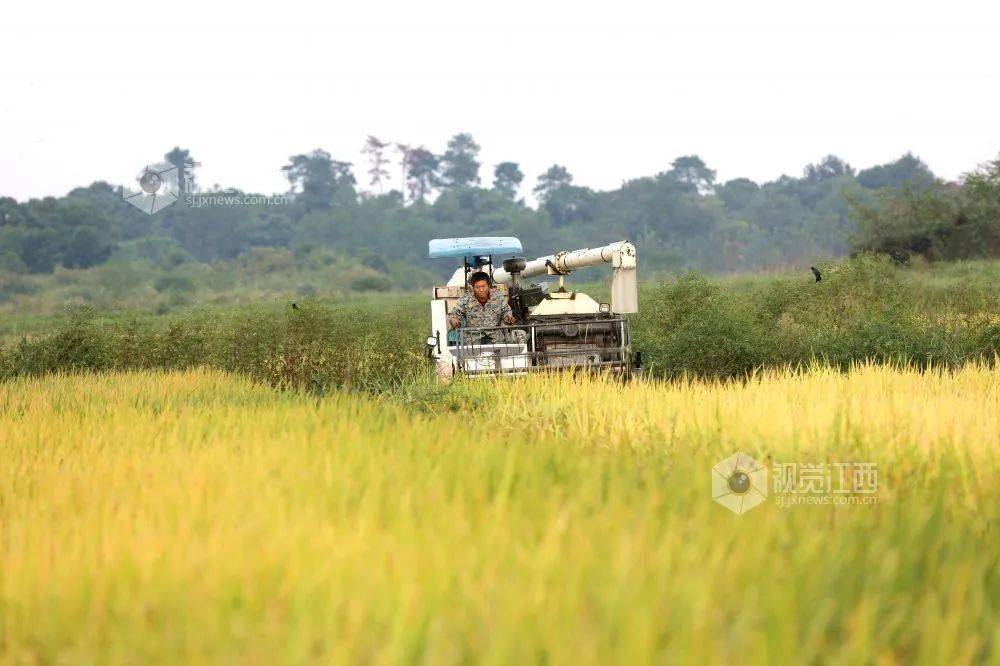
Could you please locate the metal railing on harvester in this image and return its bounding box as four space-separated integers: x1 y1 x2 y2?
453 318 633 376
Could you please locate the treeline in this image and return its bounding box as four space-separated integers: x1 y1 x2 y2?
1 137 998 280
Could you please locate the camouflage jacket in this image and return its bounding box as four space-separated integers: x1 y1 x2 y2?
450 289 512 342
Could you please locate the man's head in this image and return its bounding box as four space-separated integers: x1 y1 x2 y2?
469 271 491 301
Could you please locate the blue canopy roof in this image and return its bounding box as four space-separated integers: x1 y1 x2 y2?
428 237 522 260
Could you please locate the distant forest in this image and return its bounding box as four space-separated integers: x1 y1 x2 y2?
1 135 998 279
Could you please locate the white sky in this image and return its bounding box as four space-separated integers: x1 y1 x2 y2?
1 0 998 202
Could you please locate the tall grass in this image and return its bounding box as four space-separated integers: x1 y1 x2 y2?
2 365 998 662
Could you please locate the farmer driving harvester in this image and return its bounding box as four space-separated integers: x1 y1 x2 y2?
427 236 638 379
447 271 527 344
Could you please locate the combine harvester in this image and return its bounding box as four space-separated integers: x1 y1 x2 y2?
425 237 640 380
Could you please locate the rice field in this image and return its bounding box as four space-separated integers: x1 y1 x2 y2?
2 365 999 663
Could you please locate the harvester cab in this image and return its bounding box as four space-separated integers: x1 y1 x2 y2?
426 236 639 380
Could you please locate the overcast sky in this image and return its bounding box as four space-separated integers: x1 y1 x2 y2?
2 0 998 203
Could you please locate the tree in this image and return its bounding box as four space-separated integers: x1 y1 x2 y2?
542 185 600 227
493 162 523 199
164 147 200 195
63 226 113 268
716 178 760 211
804 155 854 183
0 196 29 228
395 143 412 202
7 227 59 273
282 149 356 212
669 155 716 194
531 165 601 227
438 133 481 188
533 164 573 203
709 216 751 272
956 156 1000 257
847 183 964 262
361 135 392 193
857 153 935 190
404 148 439 203
747 189 806 235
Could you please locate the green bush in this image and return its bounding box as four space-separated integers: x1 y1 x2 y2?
0 251 29 274
350 275 392 292
154 275 197 293
0 275 38 302
636 254 998 377
215 302 424 392
7 307 114 374
0 301 427 394
636 273 778 378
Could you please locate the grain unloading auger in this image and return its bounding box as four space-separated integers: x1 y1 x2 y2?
425 237 640 380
